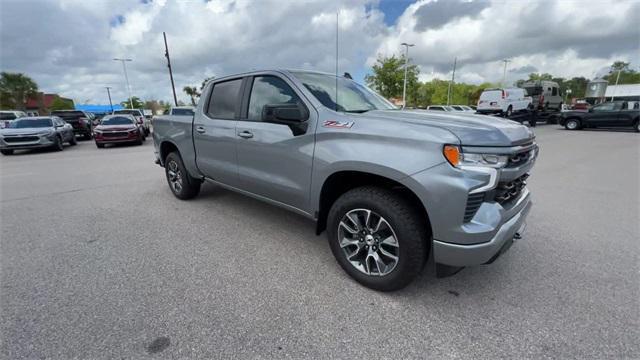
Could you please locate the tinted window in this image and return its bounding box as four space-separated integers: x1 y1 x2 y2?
593 103 615 111
114 110 142 116
51 111 85 119
0 113 17 120
101 116 134 125
430 107 444 111
207 79 242 119
552 87 558 96
9 119 52 128
248 76 301 120
172 108 194 116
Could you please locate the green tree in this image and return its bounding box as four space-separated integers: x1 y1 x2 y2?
183 86 199 106
603 61 640 85
120 96 143 109
49 97 74 111
0 72 39 110
365 54 419 106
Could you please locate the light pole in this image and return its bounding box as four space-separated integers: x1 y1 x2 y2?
105 86 113 112
401 42 414 109
113 58 133 109
610 66 625 101
501 59 511 86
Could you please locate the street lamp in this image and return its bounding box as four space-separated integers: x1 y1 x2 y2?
113 58 133 109
401 42 415 109
501 59 511 86
105 86 114 113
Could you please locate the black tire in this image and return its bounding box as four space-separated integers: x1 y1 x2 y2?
565 118 580 130
1 149 14 155
69 134 77 145
327 186 429 291
634 120 640 133
54 136 64 151
83 132 92 140
96 142 105 148
164 152 201 200
504 106 513 118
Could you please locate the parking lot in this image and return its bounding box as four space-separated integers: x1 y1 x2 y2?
0 125 638 359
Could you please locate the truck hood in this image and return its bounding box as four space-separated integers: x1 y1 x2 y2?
0 127 53 135
365 110 535 146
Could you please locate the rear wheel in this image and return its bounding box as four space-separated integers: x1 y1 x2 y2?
327 186 429 291
165 152 201 200
565 118 580 130
1 149 13 155
69 134 77 145
83 132 92 140
635 120 640 133
504 106 513 118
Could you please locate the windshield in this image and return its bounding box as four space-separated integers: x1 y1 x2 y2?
114 110 141 116
8 119 52 128
292 72 396 112
172 108 194 116
101 116 134 125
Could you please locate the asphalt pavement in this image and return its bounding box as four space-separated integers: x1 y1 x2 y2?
1 126 638 359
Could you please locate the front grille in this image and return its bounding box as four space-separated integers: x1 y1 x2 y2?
495 174 529 204
464 192 485 222
507 149 533 168
102 132 129 138
4 136 39 143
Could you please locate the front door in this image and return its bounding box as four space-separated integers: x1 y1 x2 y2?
586 102 621 127
235 75 315 212
193 78 244 185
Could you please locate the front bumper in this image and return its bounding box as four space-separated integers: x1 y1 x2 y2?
0 135 56 150
433 190 532 266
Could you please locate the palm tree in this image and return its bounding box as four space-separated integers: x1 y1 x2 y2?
183 86 199 106
0 72 39 110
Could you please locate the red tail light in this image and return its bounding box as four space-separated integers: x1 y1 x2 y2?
539 94 544 104
501 90 506 99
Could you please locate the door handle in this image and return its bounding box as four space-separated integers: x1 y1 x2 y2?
238 131 253 139
195 126 206 134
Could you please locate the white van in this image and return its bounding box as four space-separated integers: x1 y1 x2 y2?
477 88 531 117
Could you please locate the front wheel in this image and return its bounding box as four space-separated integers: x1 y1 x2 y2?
565 118 580 130
53 136 64 151
504 106 513 118
165 152 201 200
327 186 429 291
69 134 77 145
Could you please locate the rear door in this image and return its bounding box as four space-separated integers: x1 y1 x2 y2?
616 102 640 126
235 74 315 212
193 78 244 185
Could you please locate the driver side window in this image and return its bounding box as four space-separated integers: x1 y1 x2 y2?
247 76 300 121
593 103 615 112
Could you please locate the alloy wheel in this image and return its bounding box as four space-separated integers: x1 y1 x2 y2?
567 120 578 130
166 160 183 193
337 208 399 276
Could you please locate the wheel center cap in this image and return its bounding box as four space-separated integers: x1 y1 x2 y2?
365 234 375 245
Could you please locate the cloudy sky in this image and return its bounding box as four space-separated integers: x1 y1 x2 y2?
1 0 638 105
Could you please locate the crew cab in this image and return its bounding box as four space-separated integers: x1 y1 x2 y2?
560 100 640 132
153 70 538 291
50 110 93 140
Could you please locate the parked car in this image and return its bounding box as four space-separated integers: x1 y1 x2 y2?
450 105 475 112
26 111 39 117
426 105 455 111
50 110 93 140
169 106 195 116
559 100 640 131
521 80 562 111
0 116 76 155
113 109 149 136
152 70 538 291
94 115 145 148
477 88 531 117
0 110 27 128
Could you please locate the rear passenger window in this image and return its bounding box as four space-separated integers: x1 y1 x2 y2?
552 87 558 96
206 79 242 119
247 76 300 121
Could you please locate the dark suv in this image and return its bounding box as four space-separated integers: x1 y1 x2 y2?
560 101 640 132
50 110 93 139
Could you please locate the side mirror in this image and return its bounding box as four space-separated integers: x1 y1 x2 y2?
262 103 309 135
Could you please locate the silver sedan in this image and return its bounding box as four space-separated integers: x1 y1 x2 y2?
0 116 77 155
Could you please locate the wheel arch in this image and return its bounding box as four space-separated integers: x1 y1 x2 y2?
159 140 179 166
315 170 432 237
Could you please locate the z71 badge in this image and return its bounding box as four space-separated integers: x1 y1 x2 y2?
323 120 354 129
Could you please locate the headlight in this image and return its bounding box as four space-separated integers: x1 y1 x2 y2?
443 145 508 169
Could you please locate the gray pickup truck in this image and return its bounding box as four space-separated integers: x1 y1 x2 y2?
153 70 538 291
